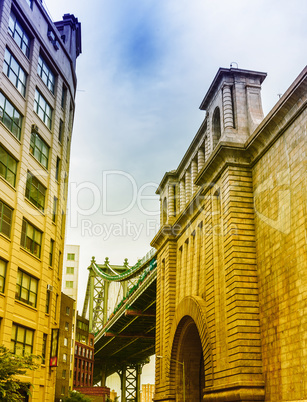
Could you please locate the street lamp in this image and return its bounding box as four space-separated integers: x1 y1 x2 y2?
156 355 185 402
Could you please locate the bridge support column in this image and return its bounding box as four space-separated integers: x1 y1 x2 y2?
120 363 143 402
120 365 127 402
103 281 109 325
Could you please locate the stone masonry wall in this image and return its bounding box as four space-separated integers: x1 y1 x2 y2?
253 107 307 401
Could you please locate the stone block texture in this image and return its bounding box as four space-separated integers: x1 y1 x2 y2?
151 66 307 402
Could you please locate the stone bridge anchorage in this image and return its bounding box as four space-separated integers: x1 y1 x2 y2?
151 66 307 402
83 66 307 402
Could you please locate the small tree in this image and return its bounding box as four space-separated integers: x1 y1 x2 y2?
63 390 93 402
106 396 119 402
0 345 40 401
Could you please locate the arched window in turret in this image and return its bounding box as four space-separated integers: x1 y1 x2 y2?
212 107 221 148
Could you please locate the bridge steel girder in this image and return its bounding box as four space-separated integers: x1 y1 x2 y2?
119 363 143 402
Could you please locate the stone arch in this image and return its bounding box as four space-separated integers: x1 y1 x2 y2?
212 106 221 148
165 296 213 400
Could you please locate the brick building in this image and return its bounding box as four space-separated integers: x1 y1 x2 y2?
73 314 94 389
55 293 75 401
0 0 81 400
141 383 155 402
152 66 307 401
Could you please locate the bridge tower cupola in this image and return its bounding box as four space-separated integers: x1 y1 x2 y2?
156 171 178 226
199 67 267 146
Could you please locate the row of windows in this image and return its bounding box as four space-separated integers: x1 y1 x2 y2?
0 199 59 264
9 9 65 101
1 157 62 232
0 210 41 257
77 320 89 332
1 257 56 313
4 11 71 136
75 358 93 371
73 370 92 387
75 344 93 359
1 126 62 192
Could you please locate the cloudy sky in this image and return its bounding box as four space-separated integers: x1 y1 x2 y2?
45 0 306 310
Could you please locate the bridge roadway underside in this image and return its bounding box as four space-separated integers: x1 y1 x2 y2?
93 274 156 383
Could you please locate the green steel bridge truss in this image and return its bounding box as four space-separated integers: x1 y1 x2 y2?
82 249 157 402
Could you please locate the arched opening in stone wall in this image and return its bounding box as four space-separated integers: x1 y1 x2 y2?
171 317 205 402
212 106 221 148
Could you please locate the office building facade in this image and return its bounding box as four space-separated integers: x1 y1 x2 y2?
0 0 81 400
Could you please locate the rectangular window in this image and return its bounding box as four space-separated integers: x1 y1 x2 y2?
66 306 70 316
55 294 58 320
59 119 64 143
55 157 60 181
67 253 75 261
46 290 50 314
15 269 38 307
61 85 67 108
37 55 55 94
61 210 65 236
37 54 55 93
61 385 65 395
68 102 73 131
10 324 34 356
0 258 7 293
0 200 13 238
42 333 47 364
0 92 23 140
66 267 74 274
52 197 57 223
58 251 62 275
20 218 42 258
25 171 46 212
49 239 54 266
62 369 66 378
65 322 69 331
8 11 30 58
34 89 52 129
30 131 49 169
65 281 73 289
3 48 27 96
64 338 68 347
0 145 18 187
